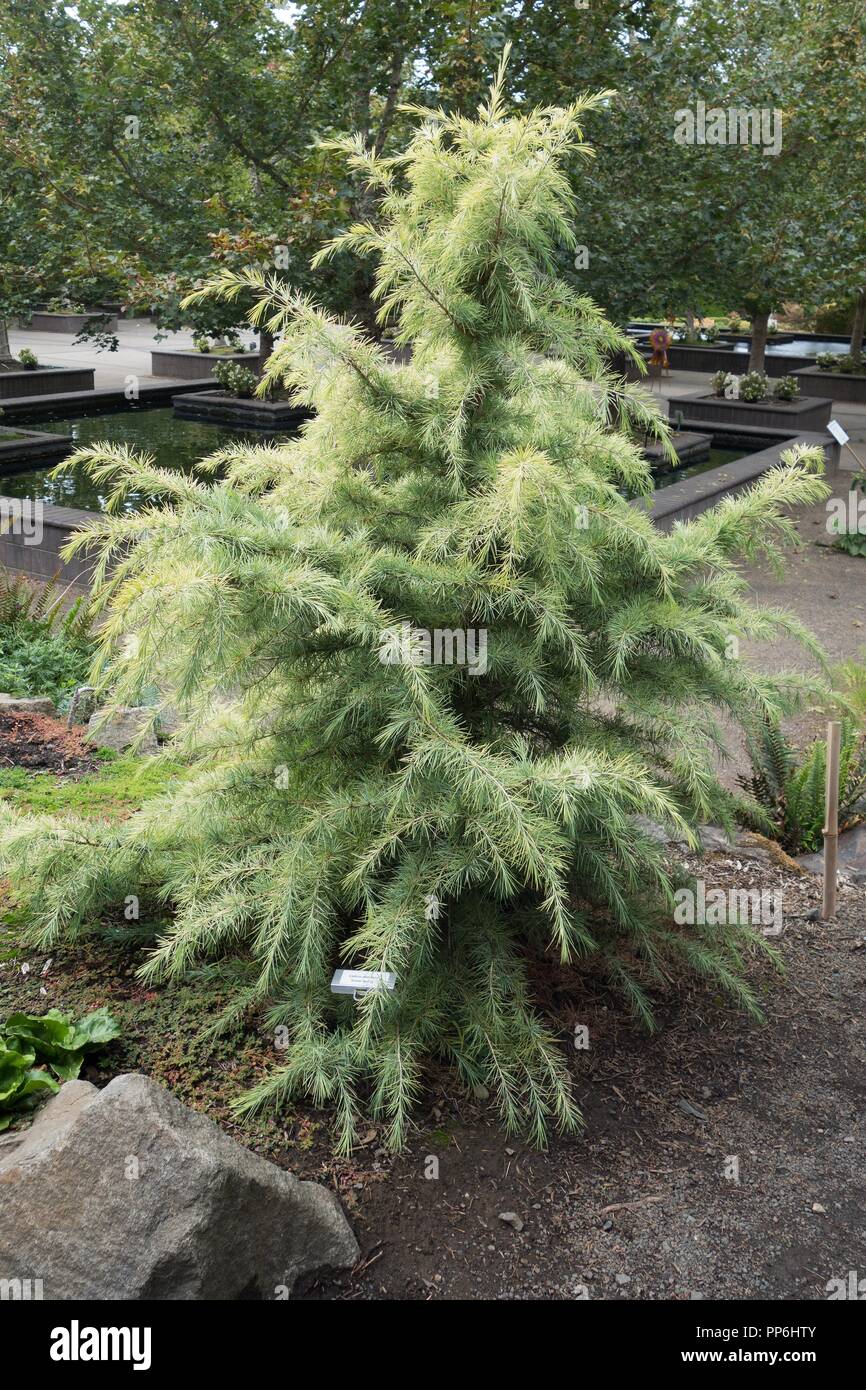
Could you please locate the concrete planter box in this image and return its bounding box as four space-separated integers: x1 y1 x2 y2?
666 391 832 433
643 431 713 467
0 496 98 588
29 312 117 334
151 349 264 382
0 425 73 467
0 366 95 400
0 378 215 421
639 340 816 377
645 430 840 530
793 367 866 405
172 390 309 429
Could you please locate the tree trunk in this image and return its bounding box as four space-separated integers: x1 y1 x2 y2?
259 328 274 363
849 288 866 366
684 307 697 343
748 311 770 373
0 315 14 368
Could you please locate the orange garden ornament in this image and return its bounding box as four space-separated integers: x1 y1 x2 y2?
648 327 672 369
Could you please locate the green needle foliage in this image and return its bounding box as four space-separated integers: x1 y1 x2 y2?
0 56 830 1150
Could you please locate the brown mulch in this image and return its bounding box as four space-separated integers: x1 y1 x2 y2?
290 848 866 1302
0 710 99 774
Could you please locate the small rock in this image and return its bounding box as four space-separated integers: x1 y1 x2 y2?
697 825 733 853
678 1099 708 1121
85 707 158 755
811 1202 826 1214
0 694 55 716
615 1272 631 1285
66 685 97 728
635 816 688 847
155 704 182 740
0 1073 358 1298
498 1211 524 1232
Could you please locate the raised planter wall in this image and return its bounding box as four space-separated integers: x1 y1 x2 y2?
666 391 832 433
0 378 216 421
645 429 841 530
29 312 117 334
629 323 865 350
172 390 309 429
660 344 816 377
0 427 73 466
793 368 866 405
151 350 265 382
0 497 98 588
0 366 95 400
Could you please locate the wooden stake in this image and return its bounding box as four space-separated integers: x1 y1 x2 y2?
842 439 866 477
822 720 842 921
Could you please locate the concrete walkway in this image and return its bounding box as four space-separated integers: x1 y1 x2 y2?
8 320 263 391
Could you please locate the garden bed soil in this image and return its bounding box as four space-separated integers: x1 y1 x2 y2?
303 846 866 1302
0 710 99 774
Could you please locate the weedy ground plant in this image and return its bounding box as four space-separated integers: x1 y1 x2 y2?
0 569 95 708
0 56 830 1150
739 718 866 854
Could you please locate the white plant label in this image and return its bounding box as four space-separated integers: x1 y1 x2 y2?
828 419 850 447
330 968 396 996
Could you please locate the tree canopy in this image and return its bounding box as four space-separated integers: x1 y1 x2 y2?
0 58 830 1146
2 0 860 337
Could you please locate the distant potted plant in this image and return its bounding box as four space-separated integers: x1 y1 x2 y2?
710 369 733 397
739 371 770 402
46 296 86 314
773 375 800 402
212 360 258 398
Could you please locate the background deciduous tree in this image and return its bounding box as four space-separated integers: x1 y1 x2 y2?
0 1 858 348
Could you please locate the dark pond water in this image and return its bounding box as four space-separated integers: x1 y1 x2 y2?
2 406 747 514
626 325 853 357
0 406 295 512
725 337 850 357
652 446 747 489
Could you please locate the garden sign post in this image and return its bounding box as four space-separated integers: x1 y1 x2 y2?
822 720 842 921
